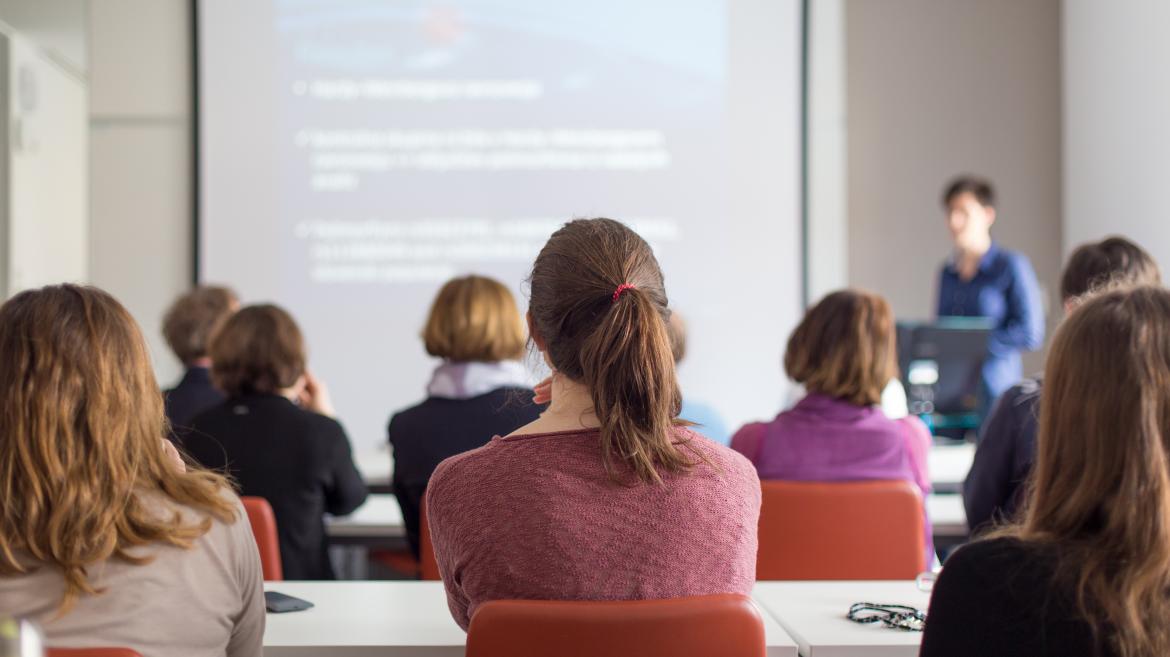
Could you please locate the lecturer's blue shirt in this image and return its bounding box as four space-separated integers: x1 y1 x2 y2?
937 243 1045 405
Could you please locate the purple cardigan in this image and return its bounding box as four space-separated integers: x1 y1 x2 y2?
731 393 934 562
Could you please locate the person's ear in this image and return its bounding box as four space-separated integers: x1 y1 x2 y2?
527 312 547 351
984 206 997 229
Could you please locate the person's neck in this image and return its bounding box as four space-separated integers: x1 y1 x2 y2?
956 236 992 280
187 357 212 369
511 373 601 436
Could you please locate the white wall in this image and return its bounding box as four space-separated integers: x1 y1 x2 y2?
1063 0 1170 269
844 0 1062 372
89 0 192 385
806 0 848 303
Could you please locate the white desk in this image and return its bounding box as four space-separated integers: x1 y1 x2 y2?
753 581 931 657
355 447 392 491
928 443 974 493
264 581 464 656
264 581 800 656
327 494 405 539
926 493 967 539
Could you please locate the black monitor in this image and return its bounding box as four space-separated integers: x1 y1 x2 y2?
896 318 993 424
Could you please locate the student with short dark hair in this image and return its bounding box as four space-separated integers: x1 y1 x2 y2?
183 304 368 580
426 218 760 630
388 275 542 559
964 236 1161 533
922 285 1170 657
937 175 1045 409
730 290 933 562
161 285 238 435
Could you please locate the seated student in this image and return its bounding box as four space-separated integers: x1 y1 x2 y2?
426 218 760 630
161 285 238 436
921 285 1170 657
388 275 543 559
0 285 263 656
730 290 933 561
666 312 731 445
964 237 1160 533
184 304 368 580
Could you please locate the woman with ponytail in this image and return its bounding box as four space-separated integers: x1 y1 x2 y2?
921 285 1170 657
425 218 760 630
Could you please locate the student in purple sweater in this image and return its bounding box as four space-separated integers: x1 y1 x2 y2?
731 290 933 561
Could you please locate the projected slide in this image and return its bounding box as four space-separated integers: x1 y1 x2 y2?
198 0 803 452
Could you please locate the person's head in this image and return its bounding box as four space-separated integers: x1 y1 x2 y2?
942 176 996 252
422 275 526 363
667 312 687 364
0 285 235 611
1060 236 1161 310
528 218 689 484
162 285 239 366
785 290 896 407
1019 285 1170 656
209 304 306 397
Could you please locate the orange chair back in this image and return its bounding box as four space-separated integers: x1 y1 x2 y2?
241 496 283 581
47 645 142 649
419 498 440 580
466 594 765 657
757 479 925 580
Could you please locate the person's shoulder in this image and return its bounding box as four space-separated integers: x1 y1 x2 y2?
1002 377 1043 407
428 439 504 490
680 427 759 482
945 536 1052 581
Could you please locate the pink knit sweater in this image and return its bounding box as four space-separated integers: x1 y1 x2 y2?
425 426 761 630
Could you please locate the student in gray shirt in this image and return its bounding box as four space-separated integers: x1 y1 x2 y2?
0 285 264 657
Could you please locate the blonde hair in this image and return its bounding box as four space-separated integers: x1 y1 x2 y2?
1005 284 1170 657
422 275 526 362
784 290 897 406
0 285 237 612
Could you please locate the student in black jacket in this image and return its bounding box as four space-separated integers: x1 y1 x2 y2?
389 275 543 559
184 303 368 580
923 285 1170 657
160 285 238 438
964 237 1160 533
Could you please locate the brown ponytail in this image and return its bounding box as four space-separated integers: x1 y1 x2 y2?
529 218 696 484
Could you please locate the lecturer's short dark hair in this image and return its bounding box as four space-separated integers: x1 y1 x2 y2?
1060 236 1161 301
942 176 996 209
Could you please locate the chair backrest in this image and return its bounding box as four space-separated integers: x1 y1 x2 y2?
47 645 142 649
757 479 925 580
241 496 283 581
419 498 440 581
466 594 765 657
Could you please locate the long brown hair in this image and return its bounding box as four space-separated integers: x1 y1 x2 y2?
0 285 237 611
1008 285 1170 657
528 218 693 484
784 290 897 406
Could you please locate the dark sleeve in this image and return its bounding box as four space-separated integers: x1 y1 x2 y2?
964 390 1022 533
936 266 949 317
388 416 423 559
322 419 369 517
990 254 1045 352
920 542 1018 657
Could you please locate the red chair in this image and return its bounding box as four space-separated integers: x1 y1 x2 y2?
241 496 283 581
47 645 142 649
757 480 925 580
419 498 440 580
466 594 765 657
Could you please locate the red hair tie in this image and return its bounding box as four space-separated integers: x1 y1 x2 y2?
612 283 636 303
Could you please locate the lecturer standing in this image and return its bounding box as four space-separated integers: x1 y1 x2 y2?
937 176 1044 409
